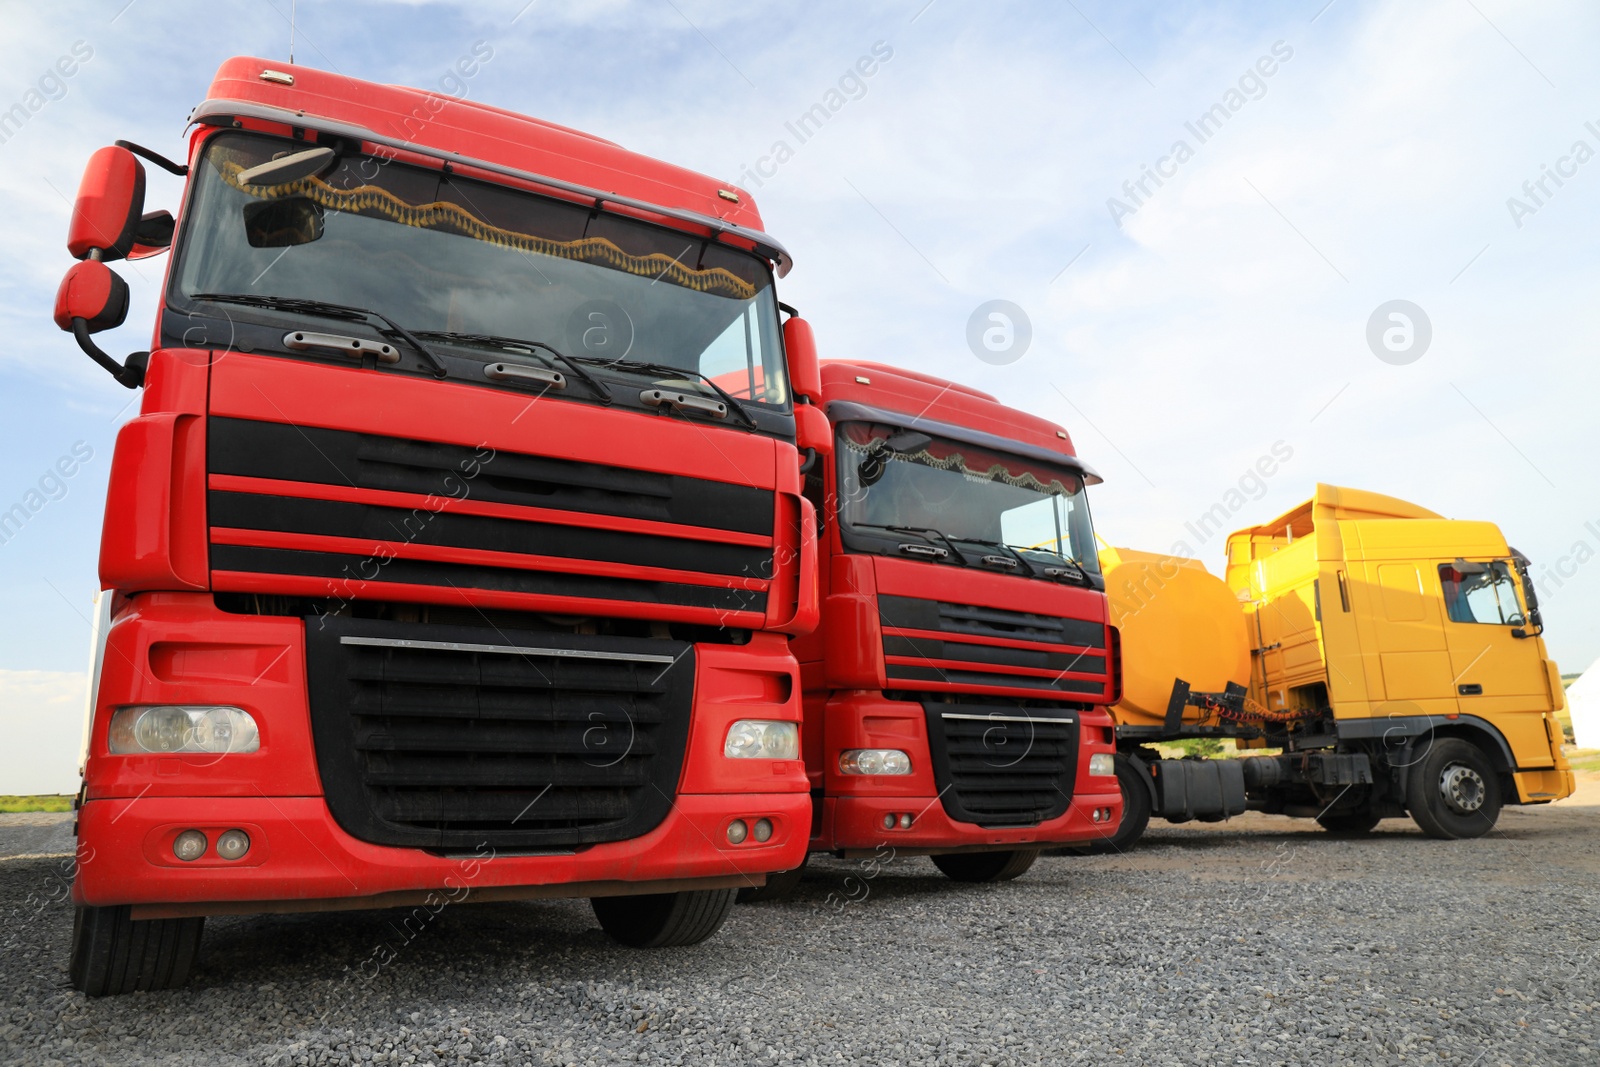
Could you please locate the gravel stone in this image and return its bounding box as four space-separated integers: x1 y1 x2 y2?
1 797 1596 1066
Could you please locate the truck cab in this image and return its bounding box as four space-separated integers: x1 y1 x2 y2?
770 361 1121 891
1101 484 1573 848
55 58 826 993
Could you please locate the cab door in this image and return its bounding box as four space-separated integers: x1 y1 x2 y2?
1435 559 1554 765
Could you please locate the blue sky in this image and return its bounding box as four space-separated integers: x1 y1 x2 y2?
2 0 1597 792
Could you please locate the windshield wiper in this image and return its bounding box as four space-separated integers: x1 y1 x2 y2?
850 523 970 566
946 536 1039 577
191 293 449 378
569 357 757 429
411 331 612 401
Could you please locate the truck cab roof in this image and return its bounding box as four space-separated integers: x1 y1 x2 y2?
817 360 1095 480
194 57 779 265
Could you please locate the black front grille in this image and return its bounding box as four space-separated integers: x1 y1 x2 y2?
922 701 1080 827
305 616 694 850
880 595 1104 648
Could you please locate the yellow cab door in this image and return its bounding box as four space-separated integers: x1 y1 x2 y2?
1358 559 1459 718
1434 558 1555 765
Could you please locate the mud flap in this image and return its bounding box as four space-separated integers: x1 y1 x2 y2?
1152 760 1247 821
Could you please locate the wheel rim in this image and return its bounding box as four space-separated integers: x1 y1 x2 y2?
1438 761 1486 814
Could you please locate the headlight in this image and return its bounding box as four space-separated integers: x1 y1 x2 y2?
838 749 912 775
723 720 799 760
108 706 260 755
1089 752 1117 777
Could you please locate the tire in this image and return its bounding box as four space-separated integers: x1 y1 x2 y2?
69 905 204 996
1083 754 1152 855
1316 810 1382 835
736 860 807 904
590 888 738 948
1407 738 1503 840
930 849 1039 883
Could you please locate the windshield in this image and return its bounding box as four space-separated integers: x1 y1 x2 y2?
171 131 788 405
836 422 1100 574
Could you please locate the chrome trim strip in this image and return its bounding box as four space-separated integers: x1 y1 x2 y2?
339 635 677 664
188 98 794 277
939 712 1076 724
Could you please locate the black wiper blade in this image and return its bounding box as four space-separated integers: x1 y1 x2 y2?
947 536 1039 577
851 523 970 566
570 357 756 428
191 293 449 378
412 331 612 401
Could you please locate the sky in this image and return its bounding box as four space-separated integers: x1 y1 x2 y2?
0 0 1596 793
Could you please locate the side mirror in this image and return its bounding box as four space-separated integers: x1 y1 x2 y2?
244 197 325 248
783 315 820 403
129 210 176 259
53 260 144 388
794 402 832 460
54 260 129 334
67 145 146 262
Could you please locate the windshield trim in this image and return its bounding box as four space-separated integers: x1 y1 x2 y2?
189 97 794 277
823 400 1102 485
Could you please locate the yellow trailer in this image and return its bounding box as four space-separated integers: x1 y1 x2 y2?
1096 484 1573 848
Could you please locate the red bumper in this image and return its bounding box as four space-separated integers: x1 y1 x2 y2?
821 788 1121 855
75 791 808 914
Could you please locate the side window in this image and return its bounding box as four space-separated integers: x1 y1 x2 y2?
1001 496 1068 557
1438 562 1525 626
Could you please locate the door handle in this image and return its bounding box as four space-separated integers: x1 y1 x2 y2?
1458 683 1483 695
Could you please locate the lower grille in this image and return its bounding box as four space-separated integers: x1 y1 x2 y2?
922 702 1080 828
305 616 694 850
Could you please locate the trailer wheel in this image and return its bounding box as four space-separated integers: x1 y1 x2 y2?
737 859 807 904
1316 810 1382 835
1406 738 1502 840
1083 754 1152 854
930 849 1040 883
591 888 738 948
69 905 205 996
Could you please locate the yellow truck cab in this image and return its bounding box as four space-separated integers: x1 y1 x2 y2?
1099 484 1573 848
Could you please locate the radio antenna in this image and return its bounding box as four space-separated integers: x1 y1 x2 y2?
289 0 297 64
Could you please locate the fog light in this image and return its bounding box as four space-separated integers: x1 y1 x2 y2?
883 813 896 830
724 720 799 760
173 830 208 862
109 706 260 755
1089 753 1116 777
839 749 912 775
898 813 912 829
216 829 251 861
753 818 773 843
727 819 749 844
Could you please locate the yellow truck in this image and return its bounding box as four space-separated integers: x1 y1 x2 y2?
1094 484 1573 849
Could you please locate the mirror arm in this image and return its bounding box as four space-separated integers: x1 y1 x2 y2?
71 318 146 389
798 448 817 475
114 139 187 177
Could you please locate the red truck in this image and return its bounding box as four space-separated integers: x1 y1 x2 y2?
758 361 1122 896
52 58 828 993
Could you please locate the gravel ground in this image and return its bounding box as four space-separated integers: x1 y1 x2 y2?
2 785 1597 1067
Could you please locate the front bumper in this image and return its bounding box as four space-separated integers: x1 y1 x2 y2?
820 788 1121 857
74 791 809 917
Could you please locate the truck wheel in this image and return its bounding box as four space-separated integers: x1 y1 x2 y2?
1406 738 1503 840
931 849 1040 883
1316 810 1382 835
1084 754 1152 854
737 860 807 904
590 888 738 948
69 905 204 996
